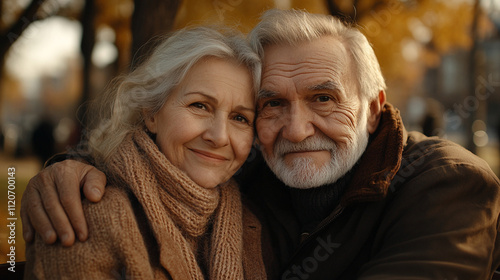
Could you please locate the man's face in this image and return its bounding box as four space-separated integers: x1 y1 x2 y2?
256 36 370 189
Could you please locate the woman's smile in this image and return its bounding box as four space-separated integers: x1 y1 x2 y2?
189 148 229 162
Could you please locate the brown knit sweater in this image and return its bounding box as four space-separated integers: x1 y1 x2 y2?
24 130 266 280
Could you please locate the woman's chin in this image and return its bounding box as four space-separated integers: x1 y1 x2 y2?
195 176 231 189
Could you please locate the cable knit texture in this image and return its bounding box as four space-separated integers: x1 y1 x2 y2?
25 129 266 279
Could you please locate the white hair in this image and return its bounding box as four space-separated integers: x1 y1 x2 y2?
88 26 261 165
248 9 386 101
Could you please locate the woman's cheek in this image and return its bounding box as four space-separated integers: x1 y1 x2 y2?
235 129 254 161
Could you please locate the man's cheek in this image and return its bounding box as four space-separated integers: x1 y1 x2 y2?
256 119 278 150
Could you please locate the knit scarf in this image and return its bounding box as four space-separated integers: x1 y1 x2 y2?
106 129 244 280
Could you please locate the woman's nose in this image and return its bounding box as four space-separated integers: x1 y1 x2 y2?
202 115 230 147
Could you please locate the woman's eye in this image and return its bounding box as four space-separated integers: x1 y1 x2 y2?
190 102 207 110
234 115 249 124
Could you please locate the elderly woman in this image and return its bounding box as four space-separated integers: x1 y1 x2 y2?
24 27 266 279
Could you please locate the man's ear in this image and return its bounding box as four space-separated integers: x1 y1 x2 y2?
143 110 158 134
366 90 386 134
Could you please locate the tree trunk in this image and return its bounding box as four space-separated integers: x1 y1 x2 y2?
465 0 481 153
78 0 96 129
130 0 181 69
326 0 353 21
0 0 46 78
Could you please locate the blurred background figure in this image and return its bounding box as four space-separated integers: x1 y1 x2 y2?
30 115 55 165
420 98 445 137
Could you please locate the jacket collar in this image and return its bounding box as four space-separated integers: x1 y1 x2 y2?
340 103 407 206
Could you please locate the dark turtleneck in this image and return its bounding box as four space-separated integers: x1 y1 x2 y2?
289 167 356 234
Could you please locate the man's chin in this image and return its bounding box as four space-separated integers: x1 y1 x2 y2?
278 172 340 189
283 151 331 166
269 159 341 189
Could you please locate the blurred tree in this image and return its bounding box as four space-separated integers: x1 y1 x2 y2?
466 0 481 152
0 0 83 77
0 0 496 146
79 0 95 128
130 0 180 69
0 0 46 78
93 0 132 71
1 0 495 97
326 0 390 22
352 0 495 110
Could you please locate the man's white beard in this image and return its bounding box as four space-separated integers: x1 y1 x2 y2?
261 114 370 189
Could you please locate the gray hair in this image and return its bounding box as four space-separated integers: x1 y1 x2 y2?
88 26 261 164
248 9 386 101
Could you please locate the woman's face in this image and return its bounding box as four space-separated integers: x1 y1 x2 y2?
145 57 255 188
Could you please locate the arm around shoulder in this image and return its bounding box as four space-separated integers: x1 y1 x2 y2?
24 187 149 279
21 159 107 246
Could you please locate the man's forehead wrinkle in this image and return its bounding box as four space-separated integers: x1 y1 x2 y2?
260 46 350 98
265 48 346 74
309 49 347 69
263 61 344 79
265 52 345 68
308 80 344 92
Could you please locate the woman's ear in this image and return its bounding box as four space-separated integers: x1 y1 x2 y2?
367 90 386 134
143 110 158 134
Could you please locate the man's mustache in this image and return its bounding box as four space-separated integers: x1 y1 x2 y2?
273 135 337 156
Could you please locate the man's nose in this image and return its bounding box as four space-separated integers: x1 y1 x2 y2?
203 115 230 147
281 102 315 143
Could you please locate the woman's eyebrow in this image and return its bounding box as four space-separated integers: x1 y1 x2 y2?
185 91 217 102
186 92 255 113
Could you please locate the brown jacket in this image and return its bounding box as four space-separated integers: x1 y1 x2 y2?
239 103 500 279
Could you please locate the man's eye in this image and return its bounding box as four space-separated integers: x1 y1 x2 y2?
264 100 281 107
316 96 331 102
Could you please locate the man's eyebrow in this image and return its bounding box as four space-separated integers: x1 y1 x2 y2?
308 81 344 92
258 89 278 99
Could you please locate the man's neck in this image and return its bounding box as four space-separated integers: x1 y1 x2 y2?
289 167 356 233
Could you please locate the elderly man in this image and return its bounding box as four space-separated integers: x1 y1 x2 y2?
22 9 500 279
